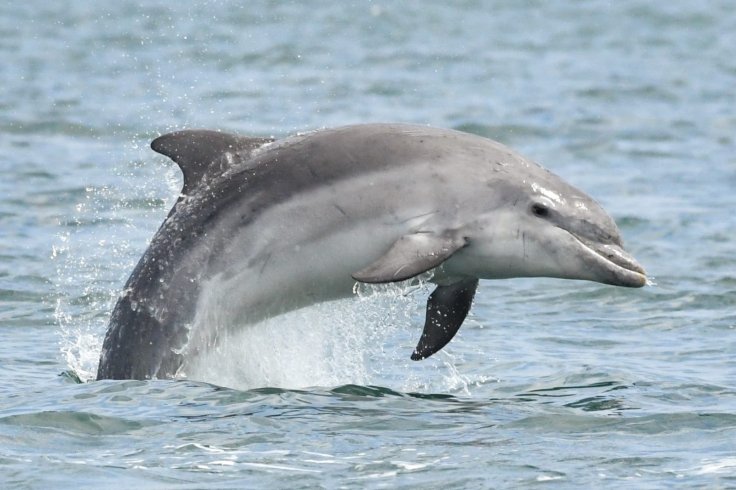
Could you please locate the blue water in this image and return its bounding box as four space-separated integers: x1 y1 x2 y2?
2 0 736 487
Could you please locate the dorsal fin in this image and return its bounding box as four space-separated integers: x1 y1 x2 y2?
151 130 274 195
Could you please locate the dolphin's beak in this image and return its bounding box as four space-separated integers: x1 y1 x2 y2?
591 244 647 288
571 235 647 288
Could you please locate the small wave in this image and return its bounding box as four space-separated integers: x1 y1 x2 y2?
0 410 147 435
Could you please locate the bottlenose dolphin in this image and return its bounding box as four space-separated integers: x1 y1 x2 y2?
96 123 646 380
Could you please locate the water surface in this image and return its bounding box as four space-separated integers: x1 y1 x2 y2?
1 1 735 487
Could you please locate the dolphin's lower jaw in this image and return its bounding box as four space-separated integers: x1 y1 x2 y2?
572 234 647 288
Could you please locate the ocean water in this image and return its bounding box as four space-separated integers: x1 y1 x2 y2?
2 0 735 487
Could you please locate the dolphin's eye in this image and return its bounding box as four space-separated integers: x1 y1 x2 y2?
531 203 550 218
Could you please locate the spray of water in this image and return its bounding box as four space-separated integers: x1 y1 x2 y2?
54 139 181 382
181 280 430 390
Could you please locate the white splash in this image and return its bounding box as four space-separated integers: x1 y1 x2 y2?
179 279 478 393
54 141 181 383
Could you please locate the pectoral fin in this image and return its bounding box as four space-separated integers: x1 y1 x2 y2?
411 277 479 360
352 232 466 283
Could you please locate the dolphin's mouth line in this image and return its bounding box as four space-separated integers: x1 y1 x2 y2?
568 232 647 287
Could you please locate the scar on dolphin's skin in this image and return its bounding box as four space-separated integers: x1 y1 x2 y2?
96 124 645 380
333 203 348 217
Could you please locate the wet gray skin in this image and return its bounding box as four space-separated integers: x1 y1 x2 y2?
96 124 646 380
